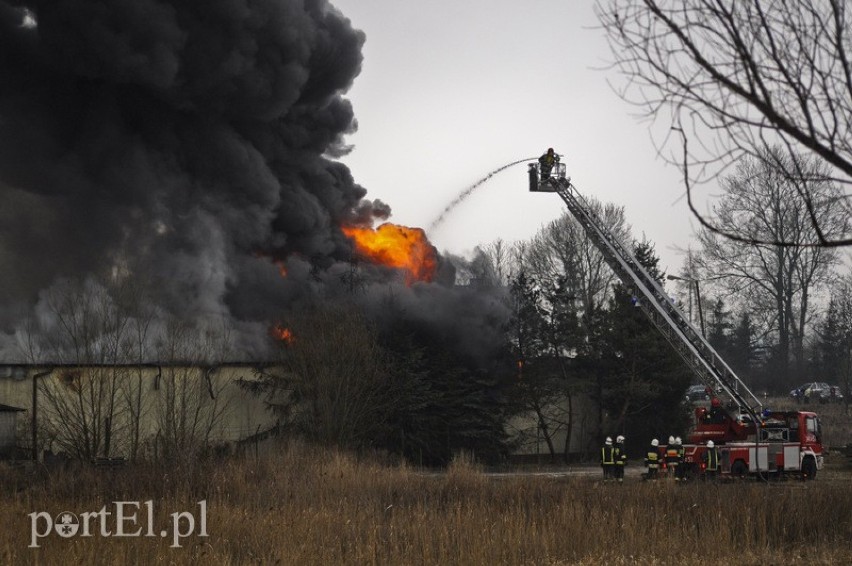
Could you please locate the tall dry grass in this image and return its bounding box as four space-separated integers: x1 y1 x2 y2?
1 440 850 565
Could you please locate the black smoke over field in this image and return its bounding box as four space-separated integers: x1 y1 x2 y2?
0 1 510 362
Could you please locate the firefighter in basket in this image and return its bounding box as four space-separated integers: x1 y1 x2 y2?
539 148 560 182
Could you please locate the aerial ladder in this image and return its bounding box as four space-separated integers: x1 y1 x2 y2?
528 161 764 427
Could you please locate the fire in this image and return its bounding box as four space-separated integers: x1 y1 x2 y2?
270 324 294 345
275 260 287 278
341 223 438 284
253 251 288 278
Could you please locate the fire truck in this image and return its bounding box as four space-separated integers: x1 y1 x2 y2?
528 161 825 479
677 406 823 479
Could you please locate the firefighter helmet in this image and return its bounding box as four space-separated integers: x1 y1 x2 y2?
651 438 659 447
675 436 682 445
707 440 715 448
605 436 612 445
711 397 721 408
668 435 674 444
616 435 625 443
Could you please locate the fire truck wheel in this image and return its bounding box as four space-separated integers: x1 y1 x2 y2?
730 460 748 478
802 457 817 480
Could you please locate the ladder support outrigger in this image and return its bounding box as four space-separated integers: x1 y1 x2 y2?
530 164 763 425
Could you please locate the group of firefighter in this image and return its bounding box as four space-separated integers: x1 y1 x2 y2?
600 435 721 482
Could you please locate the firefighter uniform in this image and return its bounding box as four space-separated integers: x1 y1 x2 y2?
614 436 627 483
601 438 616 481
539 148 559 180
665 437 680 480
702 442 720 481
645 440 660 479
675 439 687 481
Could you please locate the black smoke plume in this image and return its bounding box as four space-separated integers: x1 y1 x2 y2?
0 1 511 363
0 1 364 351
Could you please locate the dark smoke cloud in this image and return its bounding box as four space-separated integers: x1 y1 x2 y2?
0 1 509 367
0 1 371 337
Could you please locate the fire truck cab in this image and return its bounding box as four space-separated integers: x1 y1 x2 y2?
680 406 824 479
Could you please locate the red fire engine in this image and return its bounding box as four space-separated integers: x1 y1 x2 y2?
677 404 824 479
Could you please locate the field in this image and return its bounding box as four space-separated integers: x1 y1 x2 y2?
1 437 851 566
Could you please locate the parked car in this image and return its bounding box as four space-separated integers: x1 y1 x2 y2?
685 384 711 402
789 382 844 404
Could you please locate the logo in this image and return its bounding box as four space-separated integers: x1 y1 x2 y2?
55 512 80 537
29 500 208 548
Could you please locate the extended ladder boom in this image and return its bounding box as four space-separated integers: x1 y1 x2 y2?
536 173 762 421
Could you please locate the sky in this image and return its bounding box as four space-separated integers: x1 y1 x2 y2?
329 0 695 275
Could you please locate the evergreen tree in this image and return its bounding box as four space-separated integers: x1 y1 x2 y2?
728 312 758 382
812 294 852 398
706 298 732 355
507 271 580 462
583 241 691 446
705 298 757 383
378 316 513 466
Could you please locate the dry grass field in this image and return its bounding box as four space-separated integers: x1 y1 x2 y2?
1 438 851 566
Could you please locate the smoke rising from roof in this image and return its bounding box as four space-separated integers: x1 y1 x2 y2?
0 1 510 364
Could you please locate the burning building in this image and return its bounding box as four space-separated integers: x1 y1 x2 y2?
0 2 548 464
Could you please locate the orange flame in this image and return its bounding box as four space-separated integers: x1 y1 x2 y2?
253 251 288 278
341 223 438 284
270 324 294 345
275 260 287 278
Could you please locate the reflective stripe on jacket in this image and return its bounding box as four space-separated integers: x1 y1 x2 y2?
703 448 720 471
615 446 627 466
601 446 615 465
646 449 659 468
665 447 679 464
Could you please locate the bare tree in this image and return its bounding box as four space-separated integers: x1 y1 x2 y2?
264 303 398 450
152 318 233 463
23 275 235 462
524 201 629 315
474 239 514 287
695 149 842 385
510 202 631 459
113 280 159 461
595 0 852 245
28 277 132 459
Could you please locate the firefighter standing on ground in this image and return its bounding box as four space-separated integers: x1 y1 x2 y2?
601 437 616 481
645 438 660 480
665 435 681 479
539 148 559 181
702 440 720 481
614 435 627 483
674 437 687 481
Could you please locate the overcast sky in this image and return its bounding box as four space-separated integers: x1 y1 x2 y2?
330 0 695 274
